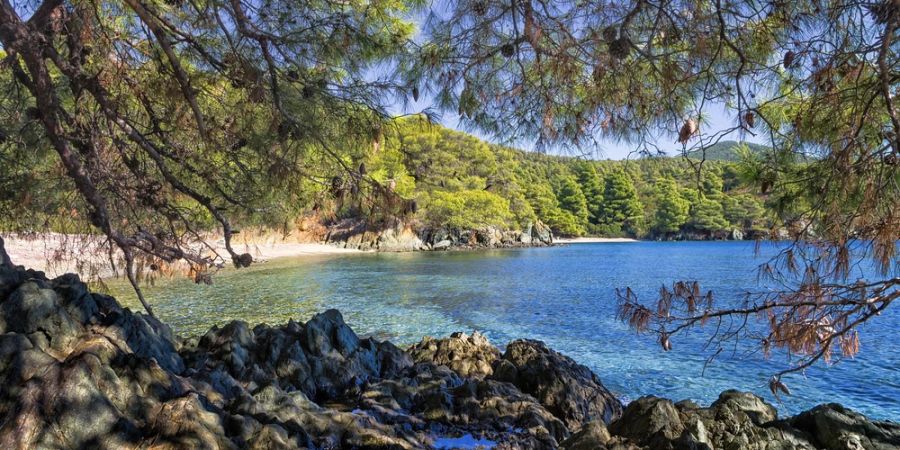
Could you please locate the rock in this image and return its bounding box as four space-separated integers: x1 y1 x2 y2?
1 281 83 353
531 220 554 244
729 228 744 240
609 396 684 449
560 420 613 449
677 415 714 450
788 403 900 450
432 239 452 250
187 308 412 403
408 332 501 378
377 226 424 251
491 339 623 429
476 227 503 246
520 223 534 244
361 362 568 448
710 390 777 425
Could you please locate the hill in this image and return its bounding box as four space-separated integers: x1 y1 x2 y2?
676 140 770 162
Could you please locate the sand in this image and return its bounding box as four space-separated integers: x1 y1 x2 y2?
2 233 363 278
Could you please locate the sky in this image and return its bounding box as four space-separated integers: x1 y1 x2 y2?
391 89 763 161
388 2 768 161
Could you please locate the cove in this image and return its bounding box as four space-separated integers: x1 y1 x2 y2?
112 241 900 420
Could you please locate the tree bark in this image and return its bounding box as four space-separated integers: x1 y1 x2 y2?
0 235 12 268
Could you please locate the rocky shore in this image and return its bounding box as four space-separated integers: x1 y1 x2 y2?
1 263 898 449
323 219 556 252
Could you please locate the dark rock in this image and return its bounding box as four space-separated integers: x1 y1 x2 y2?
710 389 777 425
609 396 684 449
559 420 613 449
788 403 900 450
408 331 500 378
491 339 623 428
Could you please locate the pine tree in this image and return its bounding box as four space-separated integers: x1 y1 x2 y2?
572 162 604 224
555 175 590 229
599 169 644 236
653 178 689 236
690 198 730 233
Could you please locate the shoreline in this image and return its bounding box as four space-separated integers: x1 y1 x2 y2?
4 233 638 279
1 233 366 279
0 262 895 448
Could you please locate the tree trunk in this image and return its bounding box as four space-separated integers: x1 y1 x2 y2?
0 235 12 267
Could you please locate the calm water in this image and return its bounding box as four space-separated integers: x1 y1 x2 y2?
112 242 899 420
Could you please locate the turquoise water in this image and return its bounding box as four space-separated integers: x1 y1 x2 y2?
113 242 899 420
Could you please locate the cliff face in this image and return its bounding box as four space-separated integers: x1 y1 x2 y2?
0 264 897 449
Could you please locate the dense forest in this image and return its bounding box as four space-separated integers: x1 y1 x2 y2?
1 111 787 242
308 118 786 240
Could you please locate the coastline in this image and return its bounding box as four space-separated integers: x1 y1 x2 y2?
0 261 895 448
1 233 365 278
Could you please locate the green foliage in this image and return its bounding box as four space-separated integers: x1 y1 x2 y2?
598 169 644 237
339 119 779 239
653 178 690 235
424 190 512 230
572 162 605 223
690 199 730 233
682 141 771 162
554 176 590 229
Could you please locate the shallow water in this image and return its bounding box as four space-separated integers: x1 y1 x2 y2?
112 241 900 420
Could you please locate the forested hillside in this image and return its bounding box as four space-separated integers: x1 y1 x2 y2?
319 117 782 239
681 140 771 162
0 110 787 242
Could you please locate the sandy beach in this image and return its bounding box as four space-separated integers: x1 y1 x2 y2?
2 233 363 279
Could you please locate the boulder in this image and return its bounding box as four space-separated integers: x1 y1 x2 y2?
187 309 413 403
710 390 777 425
408 332 501 378
475 227 503 246
531 220 554 244
491 339 623 428
559 420 613 449
432 239 452 250
788 403 900 450
377 226 424 251
609 396 684 449
520 223 534 244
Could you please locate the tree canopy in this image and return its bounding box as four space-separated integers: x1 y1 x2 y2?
0 0 897 381
411 0 899 380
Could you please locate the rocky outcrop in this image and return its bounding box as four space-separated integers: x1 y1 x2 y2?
325 218 554 252
787 403 900 450
492 339 623 429
567 390 900 450
408 331 500 378
0 263 896 449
